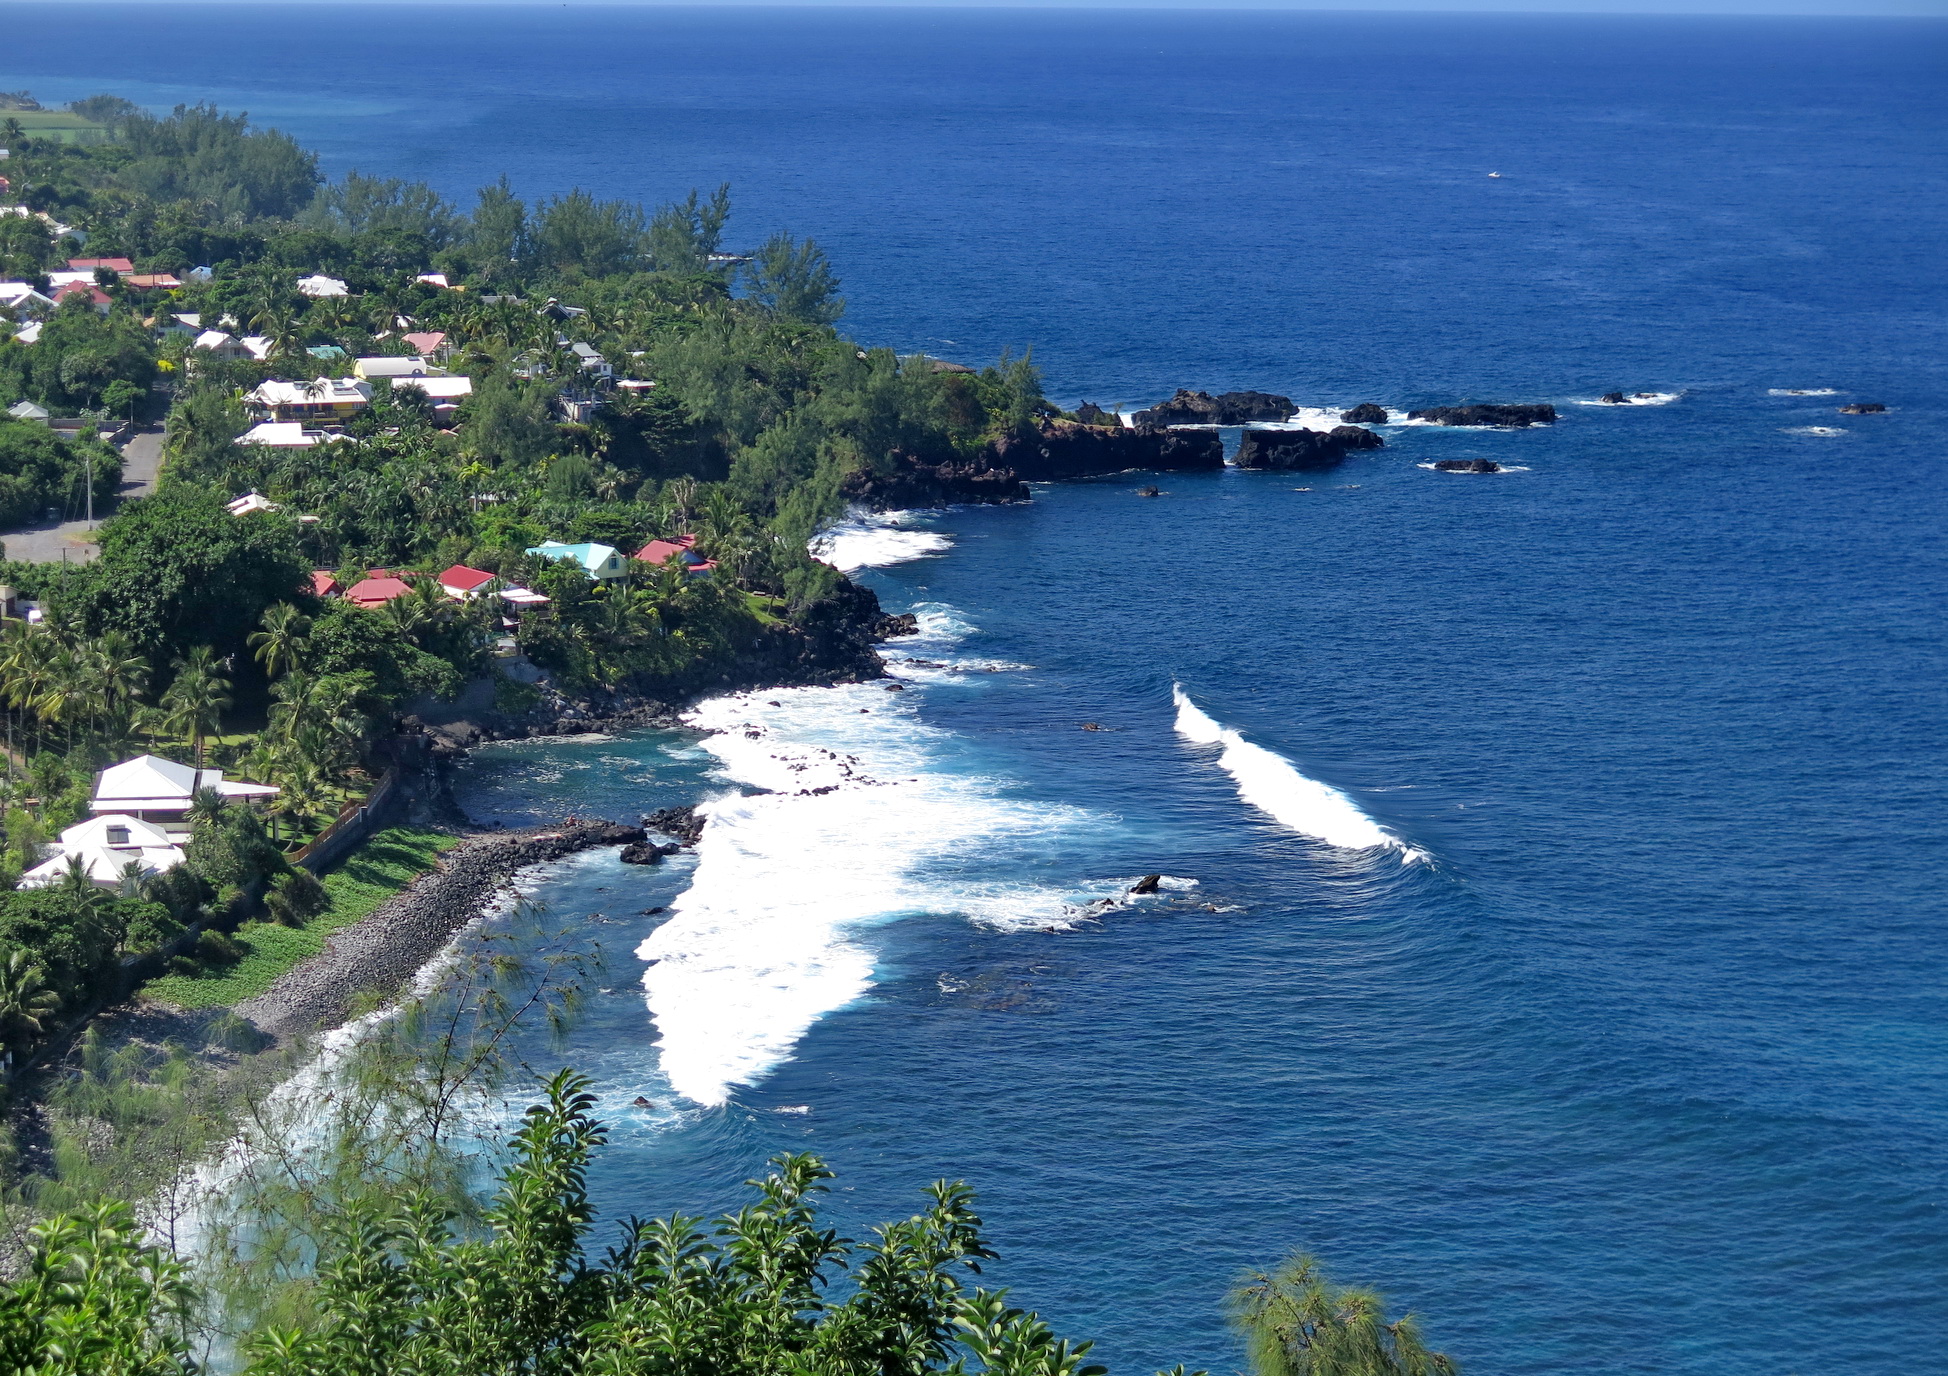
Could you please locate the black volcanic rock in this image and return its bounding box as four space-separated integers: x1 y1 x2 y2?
1433 458 1504 473
1839 402 1887 414
1341 403 1390 424
644 804 706 846
840 453 1030 508
1234 425 1384 471
1599 392 1628 404
875 612 920 638
1407 403 1557 428
990 419 1224 480
1133 389 1297 426
1073 401 1117 426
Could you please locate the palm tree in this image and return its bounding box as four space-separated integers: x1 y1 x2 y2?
159 648 232 771
0 947 61 1064
1228 1255 1456 1376
248 603 311 681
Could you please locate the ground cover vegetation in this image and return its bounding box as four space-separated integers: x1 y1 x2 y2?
0 98 1462 1373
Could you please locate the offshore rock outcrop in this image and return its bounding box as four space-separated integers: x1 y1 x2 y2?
840 454 1031 509
1131 389 1297 426
1341 403 1390 424
1407 403 1557 427
1433 458 1504 473
1839 402 1887 414
1234 425 1383 471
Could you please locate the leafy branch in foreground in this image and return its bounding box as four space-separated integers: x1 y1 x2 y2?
1229 1254 1456 1376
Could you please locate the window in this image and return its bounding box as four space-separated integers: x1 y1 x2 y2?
106 826 130 846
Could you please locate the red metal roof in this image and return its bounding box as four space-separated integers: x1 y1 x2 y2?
53 281 111 306
438 564 495 592
344 577 412 607
67 257 135 273
310 571 339 598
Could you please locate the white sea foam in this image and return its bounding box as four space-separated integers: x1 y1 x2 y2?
1783 426 1847 436
1172 686 1425 861
1769 388 1840 397
640 666 1102 1106
810 510 953 572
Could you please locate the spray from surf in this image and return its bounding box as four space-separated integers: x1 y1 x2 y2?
1172 686 1424 861
810 510 953 573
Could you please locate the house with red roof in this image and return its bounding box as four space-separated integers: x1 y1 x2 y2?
52 281 112 313
438 565 496 600
634 533 716 575
311 571 340 599
344 573 413 608
67 257 135 275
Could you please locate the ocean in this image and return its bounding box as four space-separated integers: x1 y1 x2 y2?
7 6 1946 1372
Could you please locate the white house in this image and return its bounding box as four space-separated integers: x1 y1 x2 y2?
19 815 186 891
12 321 41 345
297 274 349 298
246 377 372 424
92 754 278 822
237 421 345 448
353 355 440 381
226 492 281 516
0 282 55 316
192 329 251 360
7 400 49 423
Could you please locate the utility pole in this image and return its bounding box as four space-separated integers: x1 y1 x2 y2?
85 450 93 528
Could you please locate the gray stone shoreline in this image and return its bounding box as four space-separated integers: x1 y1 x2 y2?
234 820 646 1043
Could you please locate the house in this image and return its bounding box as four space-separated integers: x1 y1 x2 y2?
192 329 250 360
311 570 340 599
51 281 111 313
226 492 281 516
414 273 451 289
237 336 276 362
0 282 55 316
388 374 471 418
635 533 716 575
353 355 439 381
122 273 182 291
67 256 134 275
526 540 625 581
568 341 613 378
91 754 278 822
237 421 344 448
344 573 413 608
19 815 186 891
6 400 49 423
157 311 201 338
438 564 496 600
402 330 446 358
615 379 655 394
297 274 349 298
307 344 348 364
498 586 550 618
246 377 372 423
11 321 41 345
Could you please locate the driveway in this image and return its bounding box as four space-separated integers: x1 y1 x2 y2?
0 429 165 565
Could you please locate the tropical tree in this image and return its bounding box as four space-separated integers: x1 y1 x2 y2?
0 947 62 1059
249 602 312 681
1229 1255 1457 1376
157 647 232 769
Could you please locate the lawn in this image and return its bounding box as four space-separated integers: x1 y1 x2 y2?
9 111 112 144
143 827 463 1010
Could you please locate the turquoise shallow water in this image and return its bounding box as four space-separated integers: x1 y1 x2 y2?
10 7 1946 1370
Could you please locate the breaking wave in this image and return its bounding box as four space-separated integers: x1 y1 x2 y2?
1783 426 1847 437
1172 686 1425 861
1572 392 1682 406
1769 388 1841 397
638 653 1107 1106
810 510 953 572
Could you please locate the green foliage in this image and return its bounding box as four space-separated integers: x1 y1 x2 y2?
0 298 158 413
144 827 457 1009
0 419 121 528
1230 1255 1457 1376
307 600 462 707
744 230 844 325
0 886 130 1011
52 485 312 671
0 1202 197 1374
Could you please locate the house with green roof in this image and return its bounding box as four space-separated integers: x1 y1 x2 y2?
526 540 627 581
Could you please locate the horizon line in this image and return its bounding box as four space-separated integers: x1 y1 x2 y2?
2 0 1945 15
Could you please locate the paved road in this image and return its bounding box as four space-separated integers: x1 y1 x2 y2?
0 430 165 565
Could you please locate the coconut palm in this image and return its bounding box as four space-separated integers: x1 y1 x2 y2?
248 603 311 681
158 648 232 770
0 947 62 1059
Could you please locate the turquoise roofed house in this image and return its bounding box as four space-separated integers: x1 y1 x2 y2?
526 540 626 581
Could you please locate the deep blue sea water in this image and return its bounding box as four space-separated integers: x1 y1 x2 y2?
9 7 1948 1372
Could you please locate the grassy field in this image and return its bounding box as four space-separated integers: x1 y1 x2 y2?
7 111 114 145
144 827 463 1010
